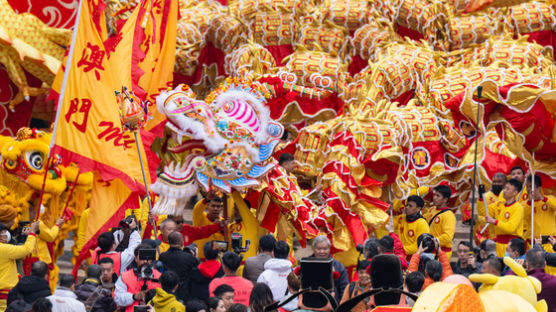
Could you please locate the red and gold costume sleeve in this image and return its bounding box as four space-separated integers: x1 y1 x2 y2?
394 215 430 255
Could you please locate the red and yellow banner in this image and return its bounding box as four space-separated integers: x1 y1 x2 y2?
51 0 176 270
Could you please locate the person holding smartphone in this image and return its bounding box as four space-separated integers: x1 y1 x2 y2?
0 221 39 311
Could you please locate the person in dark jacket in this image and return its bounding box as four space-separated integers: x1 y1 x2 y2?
160 232 199 302
312 235 349 302
188 242 224 301
450 241 481 277
7 261 51 305
75 264 117 312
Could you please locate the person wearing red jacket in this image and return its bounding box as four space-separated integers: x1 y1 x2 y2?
377 232 408 270
407 238 453 290
142 215 224 250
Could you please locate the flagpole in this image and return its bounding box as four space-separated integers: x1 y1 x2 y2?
133 131 160 247
469 86 483 248
530 152 535 246
50 0 83 149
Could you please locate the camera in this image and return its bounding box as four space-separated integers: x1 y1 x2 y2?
212 240 229 252
139 248 156 261
231 232 250 254
138 248 156 280
134 305 150 312
417 233 436 253
119 215 137 230
356 244 364 253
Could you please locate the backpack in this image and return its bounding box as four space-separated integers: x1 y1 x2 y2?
5 299 33 312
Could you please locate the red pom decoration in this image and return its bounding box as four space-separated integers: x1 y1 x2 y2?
333 271 340 280
293 266 301 276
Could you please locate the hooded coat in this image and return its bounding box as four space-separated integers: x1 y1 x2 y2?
257 258 292 301
151 288 185 312
188 259 224 301
7 275 51 304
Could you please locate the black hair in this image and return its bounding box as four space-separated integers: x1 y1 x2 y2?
405 271 425 293
160 270 180 293
133 243 153 257
59 274 75 288
485 257 504 275
278 153 294 166
364 238 379 259
207 196 224 204
273 240 290 259
378 235 394 253
407 195 424 208
526 248 545 269
510 166 524 175
204 241 219 260
249 283 274 312
97 232 115 253
207 297 222 311
259 234 277 252
425 260 443 281
98 257 114 265
213 284 234 298
528 174 542 188
434 185 452 200
31 298 52 312
186 299 208 312
222 251 242 271
31 261 49 278
458 241 471 249
357 259 371 271
229 303 248 312
507 179 523 193
509 237 526 256
0 223 8 232
86 264 102 279
168 232 184 246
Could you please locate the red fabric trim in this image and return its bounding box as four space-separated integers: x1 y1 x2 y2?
72 192 139 278
260 200 282 232
130 3 148 100
324 192 368 246
392 90 414 107
264 45 294 66
348 54 368 76
521 30 556 55
440 246 452 253
158 0 172 46
51 146 146 194
258 76 344 122
173 42 226 87
322 162 388 210
395 24 424 41
494 234 519 244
